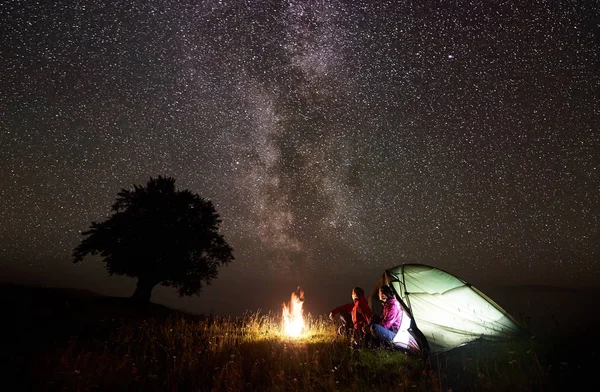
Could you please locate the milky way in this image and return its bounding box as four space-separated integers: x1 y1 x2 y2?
1 0 598 284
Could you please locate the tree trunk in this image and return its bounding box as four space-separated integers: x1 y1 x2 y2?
131 277 157 302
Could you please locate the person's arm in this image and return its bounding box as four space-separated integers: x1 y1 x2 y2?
329 303 353 319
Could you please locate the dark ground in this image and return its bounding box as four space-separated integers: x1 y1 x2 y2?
0 284 200 391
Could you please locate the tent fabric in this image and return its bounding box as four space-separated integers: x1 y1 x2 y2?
370 264 525 353
391 310 419 352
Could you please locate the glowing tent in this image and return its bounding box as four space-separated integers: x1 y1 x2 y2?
369 264 526 353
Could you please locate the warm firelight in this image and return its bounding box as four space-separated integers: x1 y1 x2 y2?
282 287 305 337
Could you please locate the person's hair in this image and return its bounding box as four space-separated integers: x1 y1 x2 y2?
352 287 364 297
379 285 395 300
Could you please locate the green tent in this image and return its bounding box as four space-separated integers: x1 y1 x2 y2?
369 264 526 353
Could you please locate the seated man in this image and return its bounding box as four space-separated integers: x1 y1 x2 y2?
329 287 372 343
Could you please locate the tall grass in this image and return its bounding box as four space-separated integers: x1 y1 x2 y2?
19 308 561 391
34 311 432 391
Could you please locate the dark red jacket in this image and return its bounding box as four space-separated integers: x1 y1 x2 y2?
331 296 373 330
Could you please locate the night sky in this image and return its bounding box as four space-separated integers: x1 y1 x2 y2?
1 1 599 314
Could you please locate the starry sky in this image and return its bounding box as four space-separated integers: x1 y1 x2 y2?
1 0 599 309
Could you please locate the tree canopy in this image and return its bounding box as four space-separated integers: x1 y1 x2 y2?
73 176 234 302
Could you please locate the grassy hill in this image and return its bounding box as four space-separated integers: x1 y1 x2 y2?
0 284 596 391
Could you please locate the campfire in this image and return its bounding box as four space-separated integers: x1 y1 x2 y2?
282 287 305 338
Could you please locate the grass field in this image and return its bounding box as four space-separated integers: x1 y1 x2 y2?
1 284 596 391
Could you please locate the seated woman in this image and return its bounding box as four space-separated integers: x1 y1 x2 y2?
370 285 402 347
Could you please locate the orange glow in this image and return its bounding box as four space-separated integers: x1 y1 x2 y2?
282 287 305 337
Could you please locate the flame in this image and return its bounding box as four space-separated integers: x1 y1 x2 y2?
282 287 305 337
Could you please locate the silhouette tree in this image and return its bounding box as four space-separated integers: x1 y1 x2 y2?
73 176 234 302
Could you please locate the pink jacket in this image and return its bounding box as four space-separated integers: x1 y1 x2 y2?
381 297 403 332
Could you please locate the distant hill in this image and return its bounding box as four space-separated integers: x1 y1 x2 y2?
477 283 600 340
0 283 205 329
0 282 101 298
